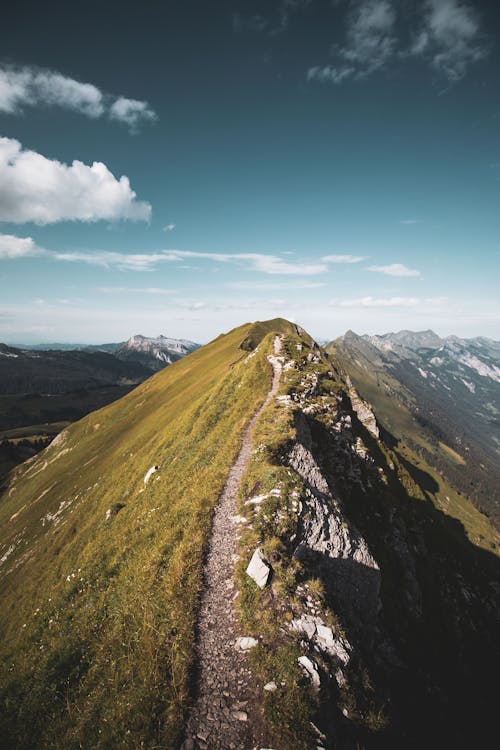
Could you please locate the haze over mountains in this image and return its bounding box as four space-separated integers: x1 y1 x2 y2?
0 335 200 483
0 319 498 750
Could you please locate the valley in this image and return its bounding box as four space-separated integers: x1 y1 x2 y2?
0 335 200 485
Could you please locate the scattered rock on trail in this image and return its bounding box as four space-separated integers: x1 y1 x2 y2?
235 636 259 651
246 548 271 589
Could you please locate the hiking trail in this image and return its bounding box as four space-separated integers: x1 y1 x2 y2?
182 336 283 750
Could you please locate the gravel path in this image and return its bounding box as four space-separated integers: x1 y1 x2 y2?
182 337 283 750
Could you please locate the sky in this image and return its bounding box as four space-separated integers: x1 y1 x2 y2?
0 0 499 344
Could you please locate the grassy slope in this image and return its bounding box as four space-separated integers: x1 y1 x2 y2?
0 319 295 750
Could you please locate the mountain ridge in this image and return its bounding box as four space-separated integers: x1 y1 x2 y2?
0 318 498 749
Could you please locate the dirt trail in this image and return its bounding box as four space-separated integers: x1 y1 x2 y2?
182 337 283 750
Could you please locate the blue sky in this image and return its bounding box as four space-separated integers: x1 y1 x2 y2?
0 0 499 343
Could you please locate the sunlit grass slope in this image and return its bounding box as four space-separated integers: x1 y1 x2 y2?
0 318 295 750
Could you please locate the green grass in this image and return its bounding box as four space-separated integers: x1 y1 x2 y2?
0 320 293 750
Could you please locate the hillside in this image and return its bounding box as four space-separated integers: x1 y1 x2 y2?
0 343 152 395
327 330 500 525
0 319 498 750
0 337 200 483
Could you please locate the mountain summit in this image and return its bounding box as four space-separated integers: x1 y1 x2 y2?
115 334 200 371
0 319 498 750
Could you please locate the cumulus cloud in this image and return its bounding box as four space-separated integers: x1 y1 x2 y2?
0 136 151 224
308 0 487 85
322 254 366 263
0 233 45 259
0 64 156 129
367 262 421 277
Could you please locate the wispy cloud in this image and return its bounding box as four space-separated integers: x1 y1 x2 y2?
96 286 177 295
308 0 487 85
226 280 326 290
53 249 328 275
163 223 176 232
399 218 420 225
0 136 151 224
233 0 312 36
322 254 366 263
410 0 486 82
309 0 396 84
0 64 156 130
367 262 421 277
330 295 446 308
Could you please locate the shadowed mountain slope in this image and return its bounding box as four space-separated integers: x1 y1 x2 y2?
327 330 500 526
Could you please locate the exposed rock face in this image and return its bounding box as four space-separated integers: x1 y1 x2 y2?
346 376 380 439
290 614 351 665
288 411 381 631
297 655 321 689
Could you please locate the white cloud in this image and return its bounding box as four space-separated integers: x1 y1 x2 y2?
109 97 157 130
399 218 420 225
0 64 156 129
163 223 176 232
30 70 104 117
411 0 486 81
0 136 151 224
322 254 366 263
367 262 421 277
0 233 44 259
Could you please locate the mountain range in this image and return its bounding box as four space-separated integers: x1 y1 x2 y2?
0 334 200 485
0 319 498 750
2 334 200 392
328 329 500 526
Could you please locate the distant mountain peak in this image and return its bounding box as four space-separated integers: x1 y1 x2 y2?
117 334 199 370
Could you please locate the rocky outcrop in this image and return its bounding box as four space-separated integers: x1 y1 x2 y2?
288 411 381 631
346 376 380 439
